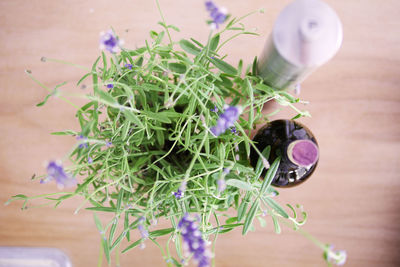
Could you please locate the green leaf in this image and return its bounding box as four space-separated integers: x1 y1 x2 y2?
91 56 101 94
225 217 238 224
86 207 117 213
167 24 180 32
260 156 280 194
122 239 142 253
237 192 250 222
226 179 254 191
142 110 171 123
271 215 281 234
110 230 127 251
209 34 220 51
123 110 143 127
210 57 237 75
101 237 111 263
109 217 119 245
252 56 257 75
97 90 117 105
242 200 259 235
179 39 201 55
50 130 77 136
36 81 67 107
76 72 91 86
265 197 289 219
291 113 305 120
149 228 174 237
93 213 103 232
101 51 107 73
168 62 187 74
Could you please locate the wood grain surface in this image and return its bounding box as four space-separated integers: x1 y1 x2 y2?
1 0 400 266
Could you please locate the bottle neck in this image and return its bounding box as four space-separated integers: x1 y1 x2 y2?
286 139 319 167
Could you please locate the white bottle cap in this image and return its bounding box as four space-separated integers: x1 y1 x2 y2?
273 0 343 67
257 0 343 89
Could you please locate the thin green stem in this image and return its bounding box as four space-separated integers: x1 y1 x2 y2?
155 0 173 45
42 57 92 72
26 71 82 111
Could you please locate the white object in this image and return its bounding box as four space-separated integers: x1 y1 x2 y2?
257 0 343 90
0 247 72 267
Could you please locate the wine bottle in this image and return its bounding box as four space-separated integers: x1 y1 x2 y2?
250 119 319 187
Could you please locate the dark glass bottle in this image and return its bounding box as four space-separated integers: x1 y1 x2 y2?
250 120 319 187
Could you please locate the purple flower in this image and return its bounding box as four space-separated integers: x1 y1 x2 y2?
205 1 228 29
217 179 226 193
173 181 187 199
106 83 114 89
124 63 133 69
99 30 122 53
210 106 241 136
231 127 237 134
105 141 112 147
223 168 230 175
178 214 210 267
76 135 88 149
210 106 218 113
88 156 93 164
41 161 77 189
138 224 149 239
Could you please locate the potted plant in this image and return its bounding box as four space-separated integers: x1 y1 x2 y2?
7 1 346 266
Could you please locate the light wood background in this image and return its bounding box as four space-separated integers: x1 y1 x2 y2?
1 0 399 266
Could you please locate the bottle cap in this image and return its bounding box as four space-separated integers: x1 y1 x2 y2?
273 0 343 67
287 139 319 166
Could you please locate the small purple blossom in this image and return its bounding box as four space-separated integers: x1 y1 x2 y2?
173 181 187 199
76 135 88 149
138 224 149 239
106 83 114 89
124 63 133 69
210 106 241 136
217 179 226 193
105 141 112 147
223 168 230 175
231 127 237 134
211 106 218 113
205 1 228 29
178 214 210 267
41 161 77 189
88 156 93 164
137 216 149 249
99 30 122 53
173 189 184 199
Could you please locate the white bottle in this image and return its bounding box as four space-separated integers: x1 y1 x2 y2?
257 0 343 90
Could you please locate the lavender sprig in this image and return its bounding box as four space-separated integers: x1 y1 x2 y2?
41 161 77 189
99 30 123 53
173 181 187 199
210 106 242 136
76 135 88 149
178 214 210 267
205 1 228 29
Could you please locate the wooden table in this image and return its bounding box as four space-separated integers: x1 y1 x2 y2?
1 0 399 266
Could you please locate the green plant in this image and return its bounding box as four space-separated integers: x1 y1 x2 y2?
6 1 346 266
